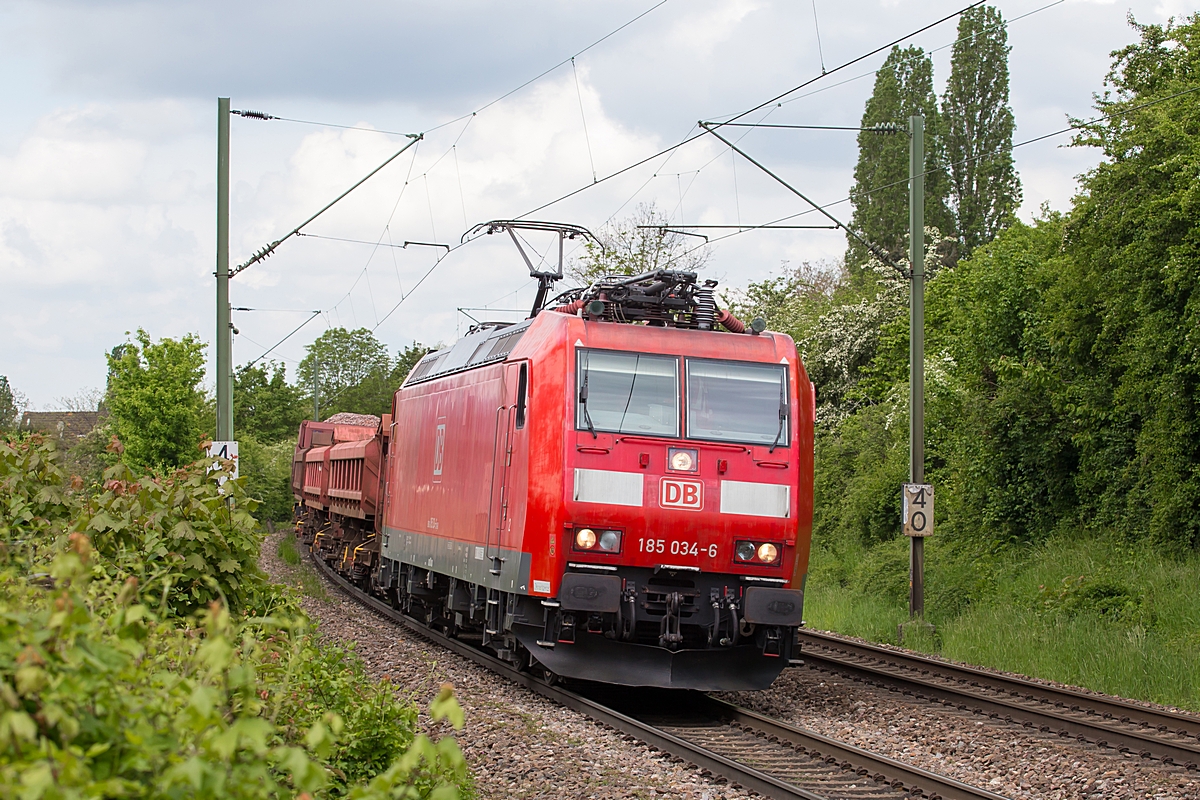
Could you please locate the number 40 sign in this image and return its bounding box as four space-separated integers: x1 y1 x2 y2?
902 483 934 537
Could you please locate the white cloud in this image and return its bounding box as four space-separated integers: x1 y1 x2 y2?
0 0 1184 406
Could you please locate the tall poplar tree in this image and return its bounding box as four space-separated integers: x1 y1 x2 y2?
942 5 1021 258
846 46 953 273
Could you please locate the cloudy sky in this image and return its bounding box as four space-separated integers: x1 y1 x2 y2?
1 0 1192 409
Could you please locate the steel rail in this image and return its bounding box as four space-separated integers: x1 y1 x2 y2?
698 696 1009 800
797 630 1200 769
309 553 1007 799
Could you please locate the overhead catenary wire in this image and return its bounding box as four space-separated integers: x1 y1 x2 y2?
243 311 322 368
453 146 469 229
298 233 413 249
649 84 1200 275
232 134 422 276
234 0 673 140
321 114 475 330
234 2 677 366
322 140 422 322
421 0 674 136
708 1 984 132
772 0 1065 112
811 0 827 74
239 0 1057 366
355 0 1004 343
572 57 598 183
698 121 903 273
516 0 985 221
715 123 906 132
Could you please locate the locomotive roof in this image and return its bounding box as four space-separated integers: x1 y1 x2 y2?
404 318 534 386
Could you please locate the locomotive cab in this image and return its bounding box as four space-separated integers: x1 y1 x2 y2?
507 308 813 690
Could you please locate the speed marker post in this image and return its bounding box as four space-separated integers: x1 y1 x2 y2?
207 440 239 483
902 483 934 536
901 482 934 640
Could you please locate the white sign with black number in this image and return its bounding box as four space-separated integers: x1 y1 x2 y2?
902 483 934 536
207 441 239 480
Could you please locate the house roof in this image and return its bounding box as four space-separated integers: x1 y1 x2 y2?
19 411 103 442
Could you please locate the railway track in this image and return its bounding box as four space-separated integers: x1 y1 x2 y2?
796 629 1200 769
309 554 1007 800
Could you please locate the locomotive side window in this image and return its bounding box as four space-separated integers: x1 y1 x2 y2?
686 359 789 446
577 349 679 437
515 363 528 429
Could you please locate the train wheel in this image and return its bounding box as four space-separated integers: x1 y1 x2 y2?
511 646 531 673
537 664 559 687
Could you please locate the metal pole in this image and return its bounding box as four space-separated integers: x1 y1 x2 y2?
313 356 320 421
908 114 925 619
216 98 233 441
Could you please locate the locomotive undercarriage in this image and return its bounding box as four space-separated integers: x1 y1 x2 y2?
368 556 799 690
292 507 800 689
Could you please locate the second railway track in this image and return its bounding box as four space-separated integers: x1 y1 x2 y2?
310 553 1008 800
796 629 1200 769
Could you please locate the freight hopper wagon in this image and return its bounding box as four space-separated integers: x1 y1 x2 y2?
293 415 384 583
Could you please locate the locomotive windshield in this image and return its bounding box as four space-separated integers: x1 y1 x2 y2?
577 350 679 437
686 359 789 446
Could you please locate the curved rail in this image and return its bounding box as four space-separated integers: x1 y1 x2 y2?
797 629 1200 769
309 553 1007 800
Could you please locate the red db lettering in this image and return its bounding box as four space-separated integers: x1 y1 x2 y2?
660 478 702 511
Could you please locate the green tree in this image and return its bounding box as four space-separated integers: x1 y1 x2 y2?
568 202 709 285
942 5 1021 258
297 328 393 418
104 329 207 470
390 343 431 388
1043 13 1200 547
237 435 295 522
234 361 306 443
929 216 1078 548
0 376 22 432
846 46 953 272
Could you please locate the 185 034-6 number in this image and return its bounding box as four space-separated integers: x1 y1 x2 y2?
638 538 718 558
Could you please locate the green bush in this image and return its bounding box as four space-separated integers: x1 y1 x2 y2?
238 436 296 524
0 434 472 799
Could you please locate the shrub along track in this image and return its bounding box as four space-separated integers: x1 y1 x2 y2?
796 630 1200 770
310 554 1007 800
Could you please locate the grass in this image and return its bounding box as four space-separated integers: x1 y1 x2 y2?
803 534 1200 711
278 531 302 565
276 532 329 602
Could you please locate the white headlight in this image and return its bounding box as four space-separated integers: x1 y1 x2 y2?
575 528 597 549
757 542 778 563
669 449 696 471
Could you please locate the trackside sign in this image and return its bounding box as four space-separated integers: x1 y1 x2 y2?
207 441 239 480
901 483 934 536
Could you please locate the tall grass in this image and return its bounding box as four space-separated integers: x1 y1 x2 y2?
803 535 1200 711
278 531 302 565
277 532 329 602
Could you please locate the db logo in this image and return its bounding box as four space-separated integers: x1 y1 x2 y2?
660 478 703 510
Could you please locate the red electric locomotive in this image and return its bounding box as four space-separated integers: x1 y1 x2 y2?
298 221 814 691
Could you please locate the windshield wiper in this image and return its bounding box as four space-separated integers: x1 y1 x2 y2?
769 373 788 453
580 355 597 438
616 354 641 434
